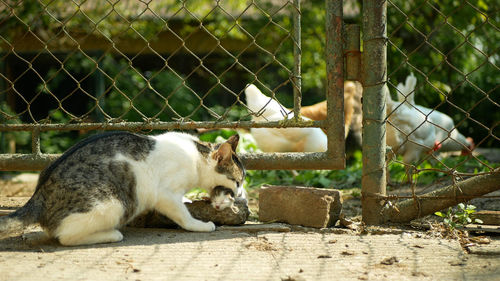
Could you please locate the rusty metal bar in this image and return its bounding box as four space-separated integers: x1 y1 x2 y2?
345 24 361 81
292 0 302 119
94 53 106 123
361 0 387 225
0 152 345 171
31 127 41 156
0 58 6 152
382 170 500 223
242 152 344 170
325 0 346 168
0 154 59 171
0 120 326 132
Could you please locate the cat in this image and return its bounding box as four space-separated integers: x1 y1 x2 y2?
0 131 245 246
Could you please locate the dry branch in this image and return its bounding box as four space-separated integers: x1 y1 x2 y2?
383 170 500 223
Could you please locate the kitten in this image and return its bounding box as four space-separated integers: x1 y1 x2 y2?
210 186 247 212
210 186 235 211
0 131 245 246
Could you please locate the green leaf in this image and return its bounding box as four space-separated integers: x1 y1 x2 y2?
318 176 331 188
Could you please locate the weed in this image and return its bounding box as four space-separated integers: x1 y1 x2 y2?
434 203 483 230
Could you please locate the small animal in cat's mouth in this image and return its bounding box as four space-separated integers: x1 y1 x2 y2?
210 186 236 211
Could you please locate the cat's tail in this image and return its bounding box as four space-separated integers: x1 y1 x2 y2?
0 195 43 238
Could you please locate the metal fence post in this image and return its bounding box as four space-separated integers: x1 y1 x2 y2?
292 0 302 119
0 59 6 153
361 0 387 225
326 0 346 163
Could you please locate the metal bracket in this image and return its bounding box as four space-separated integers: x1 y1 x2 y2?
345 24 361 82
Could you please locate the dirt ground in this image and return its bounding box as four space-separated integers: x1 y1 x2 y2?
0 173 499 281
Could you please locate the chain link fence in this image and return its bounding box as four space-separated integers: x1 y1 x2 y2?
0 0 346 171
1 0 498 224
1 1 298 125
376 0 500 223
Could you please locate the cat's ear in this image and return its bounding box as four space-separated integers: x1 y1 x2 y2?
226 134 239 152
213 142 232 163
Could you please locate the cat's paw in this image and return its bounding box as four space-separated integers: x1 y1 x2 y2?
184 220 216 232
203 221 216 232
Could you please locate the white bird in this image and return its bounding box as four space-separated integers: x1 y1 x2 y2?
395 74 474 154
386 74 438 165
244 84 327 152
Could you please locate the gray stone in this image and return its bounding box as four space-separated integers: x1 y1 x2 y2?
259 185 342 228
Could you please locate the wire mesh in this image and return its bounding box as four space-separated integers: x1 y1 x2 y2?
0 0 347 171
1 0 301 125
382 0 500 218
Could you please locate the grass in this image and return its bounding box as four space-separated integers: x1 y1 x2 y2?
388 154 499 186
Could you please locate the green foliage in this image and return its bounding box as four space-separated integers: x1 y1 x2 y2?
99 56 197 122
3 0 247 41
435 203 483 229
0 104 31 153
184 188 210 201
35 52 226 123
388 154 499 185
350 188 361 199
243 152 363 190
199 129 238 143
0 0 53 40
39 110 84 154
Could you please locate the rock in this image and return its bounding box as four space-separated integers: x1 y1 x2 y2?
259 185 342 228
129 198 250 228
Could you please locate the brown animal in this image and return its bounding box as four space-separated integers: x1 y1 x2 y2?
300 81 362 138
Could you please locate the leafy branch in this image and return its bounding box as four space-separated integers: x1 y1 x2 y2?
435 203 483 229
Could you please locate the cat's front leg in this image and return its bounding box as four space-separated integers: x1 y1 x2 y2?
154 195 215 232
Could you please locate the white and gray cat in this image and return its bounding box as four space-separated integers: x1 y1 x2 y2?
0 131 245 246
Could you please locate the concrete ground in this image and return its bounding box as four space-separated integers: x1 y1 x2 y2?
0 223 499 281
1 173 499 281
